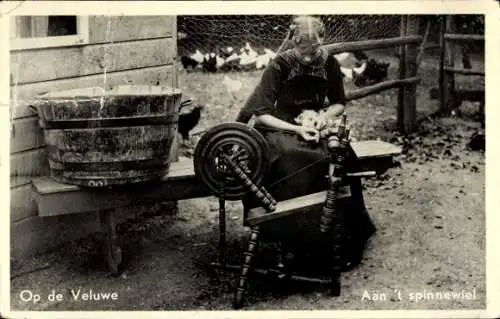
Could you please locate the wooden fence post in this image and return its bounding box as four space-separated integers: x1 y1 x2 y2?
400 15 419 134
397 16 407 132
439 15 457 115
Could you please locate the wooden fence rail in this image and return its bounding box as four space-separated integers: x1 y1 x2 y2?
443 67 485 76
323 35 422 55
443 33 485 42
321 21 422 134
438 16 485 115
346 77 420 102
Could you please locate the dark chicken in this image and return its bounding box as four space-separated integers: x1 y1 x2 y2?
177 99 204 141
202 53 217 73
353 59 390 87
468 129 485 152
180 56 199 70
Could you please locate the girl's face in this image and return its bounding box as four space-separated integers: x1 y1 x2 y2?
293 35 323 64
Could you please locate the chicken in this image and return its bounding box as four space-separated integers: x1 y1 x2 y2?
180 56 199 70
220 46 235 59
191 49 205 64
353 59 390 87
180 49 205 70
340 66 354 79
468 129 485 152
335 51 368 69
202 53 217 73
244 42 258 58
238 48 257 68
216 55 225 69
255 48 276 70
178 100 204 143
340 62 367 80
263 48 276 59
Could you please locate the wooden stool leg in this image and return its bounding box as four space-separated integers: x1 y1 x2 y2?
99 209 122 276
233 226 260 309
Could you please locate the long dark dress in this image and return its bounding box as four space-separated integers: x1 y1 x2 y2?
237 48 376 273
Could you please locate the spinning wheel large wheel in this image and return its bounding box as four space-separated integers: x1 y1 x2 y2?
194 122 271 200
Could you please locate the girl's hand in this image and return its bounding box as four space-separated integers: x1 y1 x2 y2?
314 113 327 131
296 126 320 143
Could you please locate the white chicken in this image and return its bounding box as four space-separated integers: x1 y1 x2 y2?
220 46 234 58
340 66 354 79
263 48 276 59
334 51 368 68
177 31 188 40
340 61 367 80
216 55 225 69
334 52 356 67
225 52 240 63
255 54 271 70
238 42 258 67
191 49 205 64
335 51 368 81
244 42 258 58
353 62 367 74
255 48 277 69
238 48 257 67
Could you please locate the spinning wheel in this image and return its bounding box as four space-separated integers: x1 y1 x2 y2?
194 122 279 309
192 118 351 309
194 122 271 199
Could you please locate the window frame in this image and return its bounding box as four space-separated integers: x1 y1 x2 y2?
10 16 89 51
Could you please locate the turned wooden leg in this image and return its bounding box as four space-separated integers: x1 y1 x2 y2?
329 277 341 296
219 185 227 266
233 226 260 309
275 241 287 280
99 209 122 276
329 191 349 296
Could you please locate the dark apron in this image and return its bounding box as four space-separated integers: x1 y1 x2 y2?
242 55 376 273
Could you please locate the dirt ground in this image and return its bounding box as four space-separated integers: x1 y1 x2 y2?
9 51 485 312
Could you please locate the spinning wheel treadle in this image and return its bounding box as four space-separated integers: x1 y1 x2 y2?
194 122 271 200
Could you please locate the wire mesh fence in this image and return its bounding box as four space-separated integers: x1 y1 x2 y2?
176 15 403 103
174 15 484 134
177 15 402 56
176 15 484 69
175 15 405 136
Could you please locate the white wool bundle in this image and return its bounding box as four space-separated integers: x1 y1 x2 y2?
294 109 320 129
294 109 340 140
294 109 359 141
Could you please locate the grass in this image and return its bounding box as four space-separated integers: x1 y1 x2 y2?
10 50 485 311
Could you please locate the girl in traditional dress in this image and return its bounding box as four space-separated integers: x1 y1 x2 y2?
236 16 376 274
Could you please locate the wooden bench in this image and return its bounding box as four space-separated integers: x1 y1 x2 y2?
31 140 402 274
